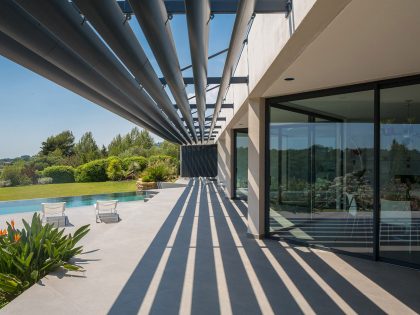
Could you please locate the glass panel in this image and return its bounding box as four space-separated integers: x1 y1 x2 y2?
269 90 374 255
235 130 248 200
380 84 420 265
269 109 311 233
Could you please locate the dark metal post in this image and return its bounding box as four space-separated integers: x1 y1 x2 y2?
373 86 380 260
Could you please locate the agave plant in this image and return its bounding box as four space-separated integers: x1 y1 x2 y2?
0 213 89 305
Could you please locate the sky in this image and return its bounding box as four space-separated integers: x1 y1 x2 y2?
0 10 234 159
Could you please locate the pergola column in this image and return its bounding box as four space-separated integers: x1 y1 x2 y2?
217 128 234 198
247 98 266 238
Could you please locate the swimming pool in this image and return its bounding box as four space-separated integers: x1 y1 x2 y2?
0 191 150 215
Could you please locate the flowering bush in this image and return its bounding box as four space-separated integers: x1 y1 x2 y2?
0 214 89 307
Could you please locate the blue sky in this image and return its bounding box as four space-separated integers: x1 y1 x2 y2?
0 12 234 159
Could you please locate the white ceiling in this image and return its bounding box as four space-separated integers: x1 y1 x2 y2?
264 0 420 98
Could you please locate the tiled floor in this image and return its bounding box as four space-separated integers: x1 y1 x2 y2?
3 178 420 314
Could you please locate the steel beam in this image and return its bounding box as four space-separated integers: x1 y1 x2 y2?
129 0 198 142
208 0 256 140
1 0 180 143
73 0 191 144
174 103 233 110
185 0 210 140
0 32 178 142
117 0 288 14
160 76 248 85
181 117 226 122
181 48 228 72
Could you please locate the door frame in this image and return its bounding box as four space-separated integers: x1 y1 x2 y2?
265 74 420 269
233 128 248 199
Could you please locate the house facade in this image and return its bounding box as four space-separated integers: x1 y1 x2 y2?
216 0 420 269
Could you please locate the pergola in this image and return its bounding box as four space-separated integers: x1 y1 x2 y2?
0 0 289 144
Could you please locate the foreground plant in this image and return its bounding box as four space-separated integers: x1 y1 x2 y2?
0 214 89 306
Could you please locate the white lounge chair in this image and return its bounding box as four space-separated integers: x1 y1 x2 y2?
41 202 68 227
94 200 119 223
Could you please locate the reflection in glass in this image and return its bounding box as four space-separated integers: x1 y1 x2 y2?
380 84 420 265
269 91 374 255
235 130 248 200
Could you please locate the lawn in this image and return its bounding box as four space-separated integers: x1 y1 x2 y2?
0 181 137 201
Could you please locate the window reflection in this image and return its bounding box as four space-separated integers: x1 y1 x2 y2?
269 91 374 255
380 84 420 265
235 130 248 200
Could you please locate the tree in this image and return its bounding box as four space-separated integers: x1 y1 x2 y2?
108 134 125 156
75 132 100 163
160 140 180 159
100 145 108 158
137 129 154 150
40 131 75 157
107 128 154 156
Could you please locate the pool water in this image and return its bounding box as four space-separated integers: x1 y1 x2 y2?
0 191 149 215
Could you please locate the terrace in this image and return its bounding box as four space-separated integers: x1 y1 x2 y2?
2 178 420 314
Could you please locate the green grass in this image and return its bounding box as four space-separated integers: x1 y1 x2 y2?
0 181 137 201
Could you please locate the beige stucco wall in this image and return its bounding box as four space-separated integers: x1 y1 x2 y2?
216 0 316 196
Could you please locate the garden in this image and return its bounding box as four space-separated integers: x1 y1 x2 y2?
0 128 180 200
0 214 89 307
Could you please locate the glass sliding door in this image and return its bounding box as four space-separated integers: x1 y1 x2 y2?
234 129 248 200
269 90 374 255
269 109 311 233
380 83 420 265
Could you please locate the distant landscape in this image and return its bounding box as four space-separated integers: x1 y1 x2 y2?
0 128 179 200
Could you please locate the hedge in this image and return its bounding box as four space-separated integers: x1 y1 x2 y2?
122 156 147 172
75 159 108 182
42 165 75 183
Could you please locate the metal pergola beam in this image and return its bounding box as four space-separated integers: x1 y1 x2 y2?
129 0 198 142
117 0 288 14
2 0 182 143
0 32 174 143
173 103 233 110
185 0 210 140
160 76 248 85
74 0 191 144
2 0 282 145
208 0 257 140
188 84 219 100
181 117 226 122
181 48 228 72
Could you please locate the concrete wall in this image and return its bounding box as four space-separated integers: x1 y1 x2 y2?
215 0 317 236
217 129 233 198
220 0 317 134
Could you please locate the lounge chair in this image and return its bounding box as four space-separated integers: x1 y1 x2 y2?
94 200 119 223
41 202 68 227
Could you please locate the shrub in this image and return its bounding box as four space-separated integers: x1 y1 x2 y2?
106 158 123 181
122 156 147 178
37 177 53 185
0 214 89 305
147 155 178 177
42 165 75 183
147 155 177 167
75 159 108 182
0 163 30 186
141 174 153 182
0 181 11 188
142 161 171 182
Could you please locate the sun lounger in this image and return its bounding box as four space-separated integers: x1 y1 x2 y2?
94 200 119 223
41 202 68 227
